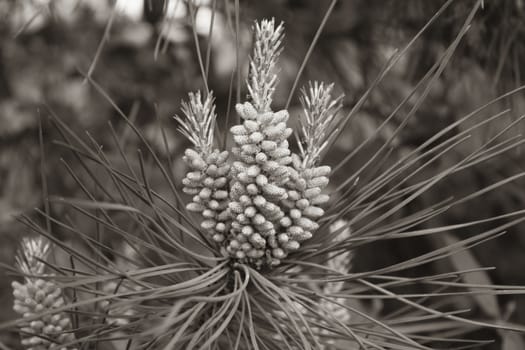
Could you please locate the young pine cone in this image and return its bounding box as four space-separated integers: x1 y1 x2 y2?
183 148 231 243
12 237 77 350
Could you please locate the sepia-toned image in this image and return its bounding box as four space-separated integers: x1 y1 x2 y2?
1 1 525 349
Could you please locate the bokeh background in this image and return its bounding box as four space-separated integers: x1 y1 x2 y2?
1 0 525 348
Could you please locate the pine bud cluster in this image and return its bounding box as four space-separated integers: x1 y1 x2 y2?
226 102 293 266
247 19 284 112
177 19 341 268
278 156 331 256
182 148 231 243
12 279 76 350
11 237 77 350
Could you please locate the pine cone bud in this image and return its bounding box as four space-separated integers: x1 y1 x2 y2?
12 237 77 350
183 148 232 243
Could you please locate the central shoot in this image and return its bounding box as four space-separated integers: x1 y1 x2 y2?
178 19 341 268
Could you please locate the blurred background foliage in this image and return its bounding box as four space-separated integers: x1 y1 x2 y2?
1 0 525 348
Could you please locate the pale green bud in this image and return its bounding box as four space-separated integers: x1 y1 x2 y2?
231 125 248 135
307 176 329 188
249 132 264 143
258 112 274 124
244 120 259 132
241 144 260 154
284 240 300 250
234 135 250 145
296 198 310 209
311 194 330 205
272 248 286 259
304 187 322 199
272 110 289 124
303 206 324 218
255 152 268 163
297 217 319 231
261 140 277 152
